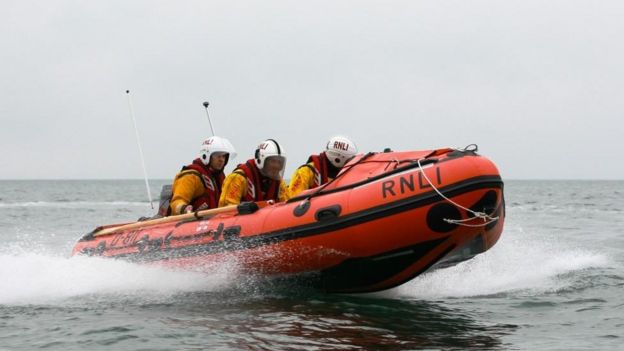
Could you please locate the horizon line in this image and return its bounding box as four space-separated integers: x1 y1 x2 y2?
0 178 623 182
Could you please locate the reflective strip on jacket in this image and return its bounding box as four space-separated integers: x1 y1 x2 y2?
288 152 331 197
169 158 224 215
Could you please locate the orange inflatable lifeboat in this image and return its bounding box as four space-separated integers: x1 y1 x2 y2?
72 146 505 293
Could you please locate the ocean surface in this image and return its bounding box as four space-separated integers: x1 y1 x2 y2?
0 180 622 350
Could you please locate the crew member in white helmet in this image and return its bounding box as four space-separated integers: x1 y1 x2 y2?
169 136 237 215
288 135 358 197
219 139 290 206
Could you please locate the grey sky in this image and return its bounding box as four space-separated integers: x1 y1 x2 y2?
1 0 623 180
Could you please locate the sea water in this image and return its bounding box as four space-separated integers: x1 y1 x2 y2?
0 180 622 350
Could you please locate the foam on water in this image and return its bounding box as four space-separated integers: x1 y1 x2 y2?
2 222 612 305
396 222 610 298
0 249 234 306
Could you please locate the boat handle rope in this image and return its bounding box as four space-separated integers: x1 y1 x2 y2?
416 157 500 228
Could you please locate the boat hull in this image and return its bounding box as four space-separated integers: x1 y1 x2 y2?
72 149 505 293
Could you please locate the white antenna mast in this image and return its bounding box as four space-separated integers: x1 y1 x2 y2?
126 90 154 209
203 101 216 136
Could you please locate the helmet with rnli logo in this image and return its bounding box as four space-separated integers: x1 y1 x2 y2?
255 139 286 179
325 135 357 168
199 136 237 166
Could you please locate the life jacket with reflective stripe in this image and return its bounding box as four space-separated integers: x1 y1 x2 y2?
234 159 280 202
181 158 224 210
301 152 341 188
304 152 330 188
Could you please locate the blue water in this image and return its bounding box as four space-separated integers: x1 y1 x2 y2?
0 180 622 350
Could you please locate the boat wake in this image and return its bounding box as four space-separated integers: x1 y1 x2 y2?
2 218 611 305
0 249 236 306
395 222 611 299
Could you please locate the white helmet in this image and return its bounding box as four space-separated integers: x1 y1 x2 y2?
255 139 286 180
326 135 357 168
199 136 237 166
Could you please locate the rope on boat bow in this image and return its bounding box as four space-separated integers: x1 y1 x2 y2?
417 145 499 228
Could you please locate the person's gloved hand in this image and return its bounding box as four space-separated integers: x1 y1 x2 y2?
184 205 193 214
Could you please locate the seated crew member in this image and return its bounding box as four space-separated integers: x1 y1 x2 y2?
288 135 358 197
169 136 237 215
219 139 290 207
